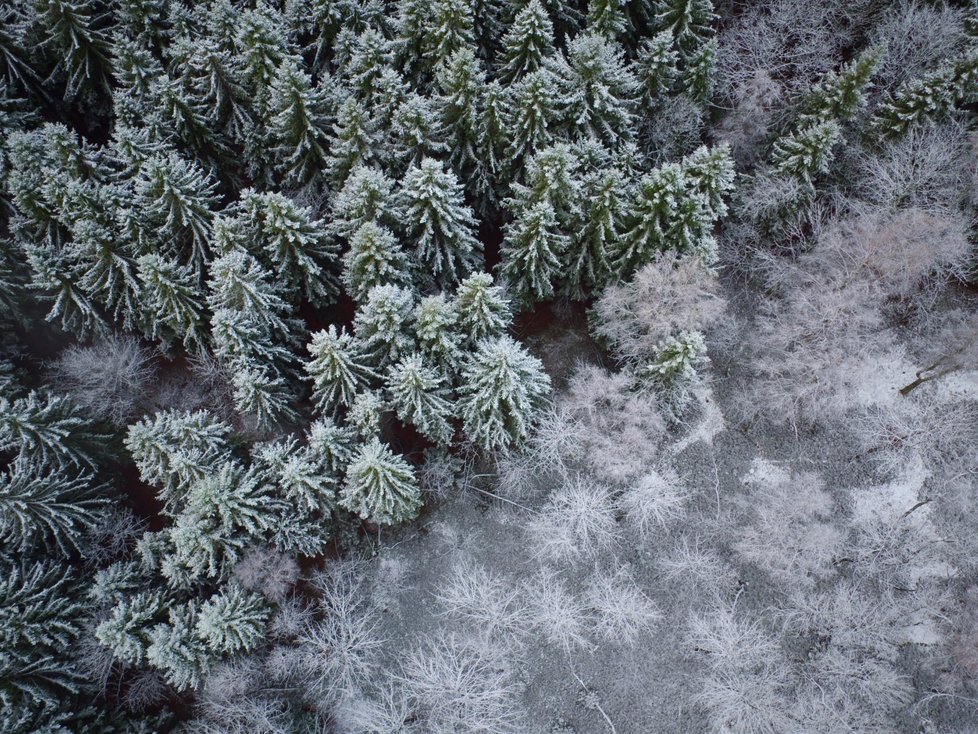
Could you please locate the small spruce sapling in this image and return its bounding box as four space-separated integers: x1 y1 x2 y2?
340 438 422 525
458 335 551 451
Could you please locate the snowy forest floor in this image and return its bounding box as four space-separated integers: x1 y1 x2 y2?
313 277 978 733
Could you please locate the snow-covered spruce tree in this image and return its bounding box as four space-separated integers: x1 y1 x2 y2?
0 390 108 471
238 190 340 303
511 141 584 229
556 32 638 148
196 583 270 656
386 353 456 446
124 408 231 506
497 0 557 83
0 560 87 729
353 284 417 368
588 0 629 39
230 364 300 430
454 271 512 347
0 455 106 556
136 253 208 351
327 94 379 188
329 164 397 240
144 601 212 690
266 61 332 189
499 199 568 305
340 438 422 525
305 325 379 413
651 0 715 58
435 48 495 205
873 47 978 139
389 92 449 174
206 248 299 350
165 462 281 583
628 143 733 271
342 222 412 303
414 294 463 373
501 66 564 172
771 118 842 183
30 0 113 100
458 335 551 451
633 30 680 104
395 158 482 289
133 151 220 272
570 163 628 294
254 436 337 515
797 45 883 125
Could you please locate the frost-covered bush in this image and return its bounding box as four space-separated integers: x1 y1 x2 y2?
48 335 157 427
590 253 726 364
398 634 522 734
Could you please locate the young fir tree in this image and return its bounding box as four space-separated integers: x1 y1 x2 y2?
396 158 482 288
134 152 220 271
499 199 569 305
305 325 379 413
414 294 463 373
587 0 629 39
0 561 86 723
873 47 978 139
0 455 106 556
386 353 456 445
798 45 883 125
340 437 422 525
389 93 449 174
239 191 340 303
501 67 564 171
267 61 333 188
651 0 715 58
353 284 417 368
497 0 557 84
435 48 488 199
326 94 379 188
556 33 637 148
342 222 413 303
458 335 551 451
124 409 230 506
0 390 108 471
633 30 680 104
329 164 396 239
196 583 270 655
454 272 512 346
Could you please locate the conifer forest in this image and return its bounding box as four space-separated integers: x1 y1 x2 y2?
3 0 978 731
